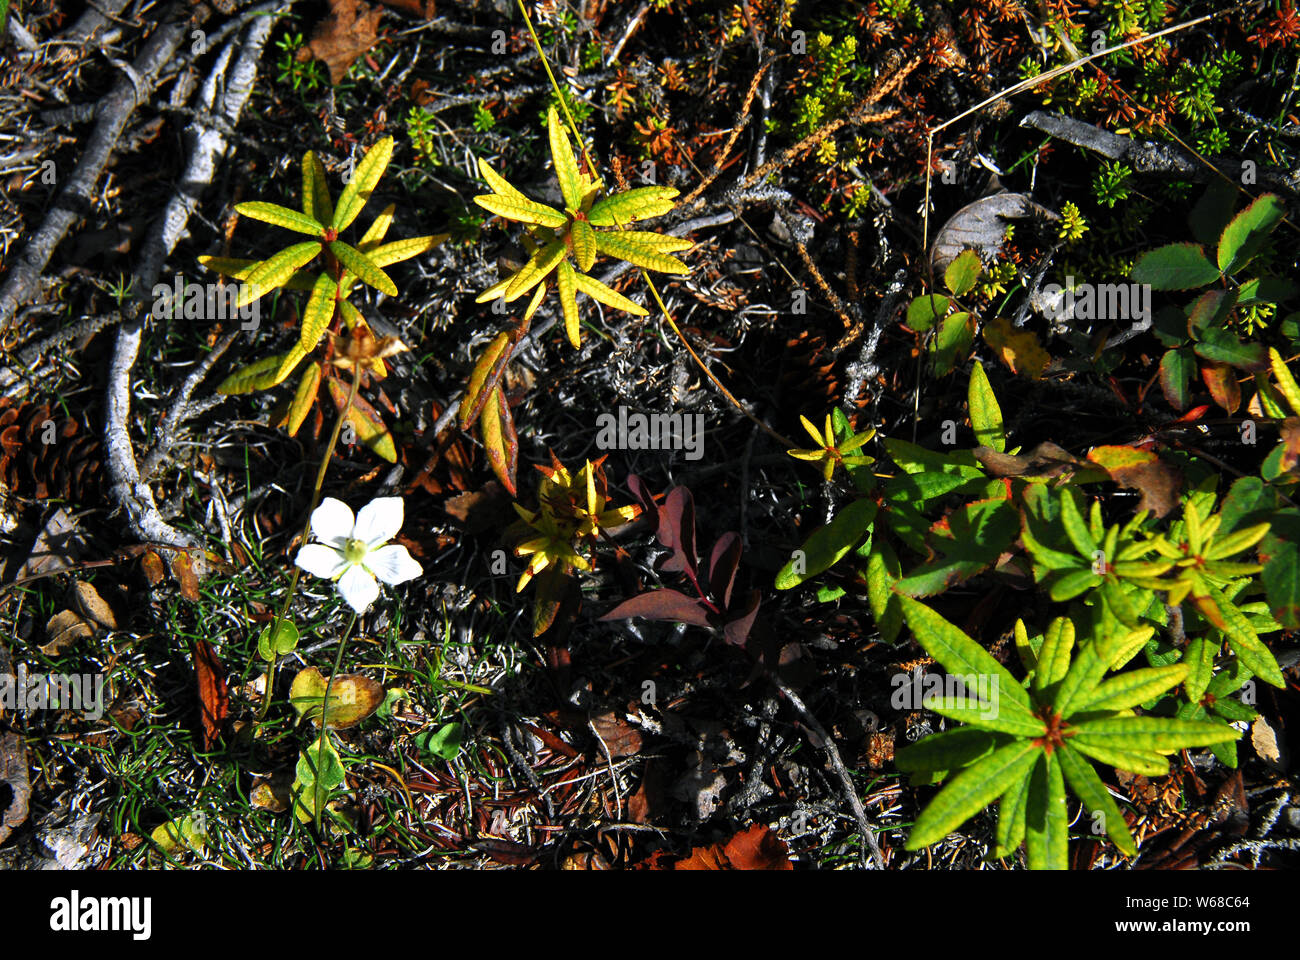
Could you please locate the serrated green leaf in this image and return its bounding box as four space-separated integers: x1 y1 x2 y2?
1057 744 1136 857
302 151 334 225
593 231 690 274
474 192 568 228
238 241 323 307
1024 752 1068 870
775 498 878 589
236 201 323 236
898 596 1034 714
329 241 396 296
905 740 1040 851
1218 193 1284 275
333 136 393 231
944 249 981 297
572 271 648 315
968 360 1005 453
570 219 597 272
1131 242 1221 290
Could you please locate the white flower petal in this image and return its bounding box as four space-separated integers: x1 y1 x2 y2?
364 544 423 586
337 564 379 614
311 497 355 548
295 544 348 580
353 496 405 548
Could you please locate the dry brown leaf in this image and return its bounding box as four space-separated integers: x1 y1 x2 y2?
42 609 94 655
72 580 117 630
193 639 229 750
297 0 385 85
140 549 167 586
649 824 794 870
1086 445 1182 518
1279 418 1300 474
972 441 1087 479
170 551 201 602
982 315 1050 380
1251 717 1285 771
590 711 643 759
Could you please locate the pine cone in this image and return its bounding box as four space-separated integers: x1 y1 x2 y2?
0 401 104 503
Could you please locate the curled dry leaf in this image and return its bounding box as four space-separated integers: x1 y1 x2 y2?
289 666 385 729
639 823 794 870
930 192 1058 270
42 609 94 655
71 579 117 630
297 0 385 85
1086 445 1182 518
193 639 229 750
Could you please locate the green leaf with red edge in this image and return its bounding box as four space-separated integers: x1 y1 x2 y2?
1187 289 1237 339
1201 360 1241 413
1194 325 1267 371
894 496 1018 597
1159 347 1194 410
1218 193 1285 275
326 378 397 462
1131 242 1220 290
460 332 512 430
1262 540 1300 629
479 385 518 496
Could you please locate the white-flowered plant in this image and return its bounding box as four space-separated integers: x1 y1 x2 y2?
295 497 423 613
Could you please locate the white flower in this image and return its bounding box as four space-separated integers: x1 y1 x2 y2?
295 497 423 614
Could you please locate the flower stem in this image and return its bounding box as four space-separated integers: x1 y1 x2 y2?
258 367 362 722
313 608 357 836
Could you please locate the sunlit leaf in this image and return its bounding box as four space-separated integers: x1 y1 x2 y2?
236 201 323 236
333 136 393 231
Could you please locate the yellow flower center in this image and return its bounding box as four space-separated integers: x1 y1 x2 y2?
343 538 368 564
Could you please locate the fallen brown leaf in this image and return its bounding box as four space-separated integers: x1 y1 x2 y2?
193 639 229 750
297 0 385 85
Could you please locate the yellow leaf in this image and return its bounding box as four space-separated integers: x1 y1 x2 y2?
592 231 689 274
327 378 397 462
363 235 444 268
329 241 397 296
359 202 395 248
236 201 323 236
572 272 648 315
238 241 323 307
571 219 597 272
504 239 566 301
460 332 512 429
548 106 584 210
302 151 334 225
286 362 322 437
299 274 338 352
587 186 679 226
333 136 394 231
982 314 1050 380
474 193 567 229
557 260 580 348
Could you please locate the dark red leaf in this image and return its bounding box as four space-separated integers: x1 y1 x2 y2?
707 532 742 609
599 588 713 628
192 639 229 750
723 589 761 648
656 486 698 578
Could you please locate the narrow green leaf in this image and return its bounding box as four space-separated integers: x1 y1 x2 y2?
1049 568 1103 601
474 192 568 228
1269 347 1300 415
217 354 287 395
302 151 334 225
926 698 1047 737
333 136 393 231
238 242 323 307
1024 752 1068 870
1034 617 1076 691
1057 744 1137 857
898 596 1034 714
775 499 877 589
504 239 566 301
905 740 1041 850
572 271 648 315
556 260 581 348
548 107 584 210
993 767 1031 859
364 235 443 268
1183 636 1213 704
1067 737 1169 776
1059 488 1098 557
1054 638 1108 718
866 540 903 643
236 201 323 236
593 231 690 274
285 362 322 438
329 241 397 296
1069 715 1241 751
968 360 1005 453
359 202 394 248
588 186 679 225
571 219 597 272
1200 580 1284 687
1078 664 1189 713
894 727 1001 774
299 274 338 352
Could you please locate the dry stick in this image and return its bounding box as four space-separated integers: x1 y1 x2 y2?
0 3 202 330
770 673 886 869
140 329 239 479
679 58 773 209
921 6 1234 251
106 10 278 549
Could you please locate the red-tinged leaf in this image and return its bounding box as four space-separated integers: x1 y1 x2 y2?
723 589 761 648
327 379 398 462
1169 404 1212 425
480 385 518 497
1131 242 1221 290
192 639 229 750
678 824 793 870
708 532 742 609
1086 446 1182 518
599 588 713 629
1201 360 1241 414
1279 418 1300 473
460 331 513 430
656 486 698 579
1159 348 1194 411
532 563 570 637
625 473 659 517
